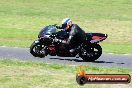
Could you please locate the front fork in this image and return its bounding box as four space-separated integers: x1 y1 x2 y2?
34 39 49 55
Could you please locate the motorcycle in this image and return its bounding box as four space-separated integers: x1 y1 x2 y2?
30 25 107 62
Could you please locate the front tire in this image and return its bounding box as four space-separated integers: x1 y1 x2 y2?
30 41 47 58
80 44 102 62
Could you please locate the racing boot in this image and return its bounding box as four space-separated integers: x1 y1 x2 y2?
69 46 81 57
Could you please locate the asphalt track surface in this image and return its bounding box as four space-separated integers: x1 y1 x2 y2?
0 46 132 69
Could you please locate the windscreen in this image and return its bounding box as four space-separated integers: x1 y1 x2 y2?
38 25 57 37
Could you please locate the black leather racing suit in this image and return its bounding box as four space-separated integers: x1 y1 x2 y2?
56 24 86 52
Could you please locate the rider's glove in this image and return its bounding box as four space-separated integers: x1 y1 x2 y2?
53 38 67 44
54 24 62 29
54 38 61 43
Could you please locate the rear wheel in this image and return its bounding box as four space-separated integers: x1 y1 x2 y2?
80 44 102 62
30 41 47 58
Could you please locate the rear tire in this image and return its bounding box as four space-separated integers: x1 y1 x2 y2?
80 44 102 62
30 41 47 58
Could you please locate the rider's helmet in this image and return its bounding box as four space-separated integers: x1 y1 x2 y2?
61 18 72 31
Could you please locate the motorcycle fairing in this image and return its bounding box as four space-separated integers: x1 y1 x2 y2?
38 25 57 38
86 33 107 43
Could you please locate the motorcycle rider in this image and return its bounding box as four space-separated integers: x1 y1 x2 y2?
54 18 86 55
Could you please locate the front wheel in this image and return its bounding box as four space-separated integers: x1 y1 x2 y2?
30 41 47 58
80 44 102 62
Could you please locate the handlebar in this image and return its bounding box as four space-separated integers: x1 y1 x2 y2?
54 24 62 29
49 34 57 39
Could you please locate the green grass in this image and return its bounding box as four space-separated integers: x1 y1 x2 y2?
0 58 132 88
0 0 132 53
100 42 132 54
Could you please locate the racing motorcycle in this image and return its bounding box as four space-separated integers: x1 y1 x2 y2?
30 25 107 62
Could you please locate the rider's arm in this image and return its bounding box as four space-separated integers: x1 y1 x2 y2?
54 24 62 29
53 25 76 44
65 27 76 44
53 23 85 45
